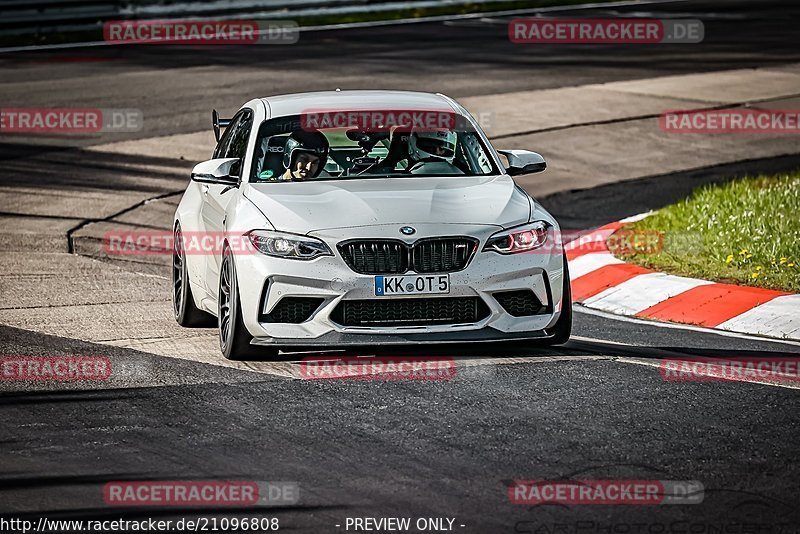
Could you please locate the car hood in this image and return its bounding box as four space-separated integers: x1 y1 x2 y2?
244 175 531 234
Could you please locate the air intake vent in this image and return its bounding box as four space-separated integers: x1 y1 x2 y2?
261 297 324 323
493 290 546 317
330 297 490 327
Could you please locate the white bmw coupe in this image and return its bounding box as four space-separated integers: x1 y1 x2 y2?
173 91 571 359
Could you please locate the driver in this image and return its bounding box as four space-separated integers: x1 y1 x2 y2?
407 128 464 175
280 129 330 181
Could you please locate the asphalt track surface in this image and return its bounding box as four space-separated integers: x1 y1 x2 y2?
1 0 800 532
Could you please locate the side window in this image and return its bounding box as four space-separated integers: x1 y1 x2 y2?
213 118 236 159
212 110 253 172
226 113 253 164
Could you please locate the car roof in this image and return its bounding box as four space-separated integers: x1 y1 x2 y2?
259 90 459 118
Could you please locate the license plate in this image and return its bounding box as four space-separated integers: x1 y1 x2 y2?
374 274 450 296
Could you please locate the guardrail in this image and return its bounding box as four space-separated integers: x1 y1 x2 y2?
0 0 508 36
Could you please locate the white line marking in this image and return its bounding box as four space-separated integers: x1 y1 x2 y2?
570 334 629 346
619 211 654 223
575 305 800 347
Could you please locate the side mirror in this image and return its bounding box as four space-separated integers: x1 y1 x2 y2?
191 158 241 186
497 150 546 176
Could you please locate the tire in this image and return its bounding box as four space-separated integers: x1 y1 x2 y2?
218 247 278 360
543 253 572 346
173 224 215 327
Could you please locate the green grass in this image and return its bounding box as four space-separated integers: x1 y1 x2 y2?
1 0 617 48
609 171 800 293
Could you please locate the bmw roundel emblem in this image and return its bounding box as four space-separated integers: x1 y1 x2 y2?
400 226 416 235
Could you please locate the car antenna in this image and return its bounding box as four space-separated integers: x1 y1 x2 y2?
335 88 341 92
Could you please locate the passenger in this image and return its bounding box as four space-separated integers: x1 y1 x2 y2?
406 129 464 175
280 129 330 181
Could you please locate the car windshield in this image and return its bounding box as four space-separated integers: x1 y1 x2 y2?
249 112 499 182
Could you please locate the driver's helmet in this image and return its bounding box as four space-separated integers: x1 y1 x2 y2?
282 129 329 177
408 129 457 163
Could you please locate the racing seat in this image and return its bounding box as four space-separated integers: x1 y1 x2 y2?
253 135 289 180
378 127 411 172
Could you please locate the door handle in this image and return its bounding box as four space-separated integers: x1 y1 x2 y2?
201 184 209 195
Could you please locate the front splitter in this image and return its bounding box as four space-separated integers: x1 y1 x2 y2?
250 327 552 348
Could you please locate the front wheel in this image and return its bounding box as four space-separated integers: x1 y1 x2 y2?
218 248 254 360
543 253 572 346
218 247 278 360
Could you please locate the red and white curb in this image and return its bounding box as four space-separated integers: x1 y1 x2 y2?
566 214 800 342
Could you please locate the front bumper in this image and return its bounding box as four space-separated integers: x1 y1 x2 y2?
234 224 566 346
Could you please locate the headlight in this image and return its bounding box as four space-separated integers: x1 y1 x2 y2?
247 230 332 260
484 221 550 254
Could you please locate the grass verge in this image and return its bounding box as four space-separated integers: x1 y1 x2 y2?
608 171 800 293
